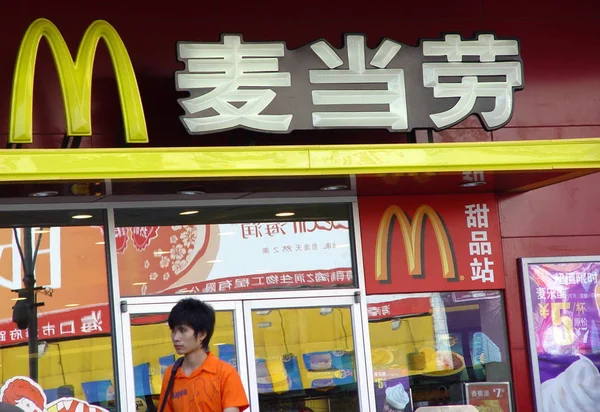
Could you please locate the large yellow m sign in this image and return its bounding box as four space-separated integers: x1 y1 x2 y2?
375 205 458 283
9 18 147 144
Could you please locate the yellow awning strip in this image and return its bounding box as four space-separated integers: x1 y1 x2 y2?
0 138 598 182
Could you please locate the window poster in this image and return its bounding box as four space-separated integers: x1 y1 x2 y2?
520 256 600 412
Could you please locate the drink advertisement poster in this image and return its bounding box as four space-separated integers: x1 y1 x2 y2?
520 256 600 412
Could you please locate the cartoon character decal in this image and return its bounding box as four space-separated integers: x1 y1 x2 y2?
0 377 109 412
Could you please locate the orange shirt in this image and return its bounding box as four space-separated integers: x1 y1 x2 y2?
158 353 249 412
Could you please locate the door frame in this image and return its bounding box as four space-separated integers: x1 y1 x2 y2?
120 294 368 412
120 298 248 412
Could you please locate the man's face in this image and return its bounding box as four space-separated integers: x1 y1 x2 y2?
171 324 206 355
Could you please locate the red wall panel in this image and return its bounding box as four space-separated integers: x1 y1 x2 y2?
498 172 600 411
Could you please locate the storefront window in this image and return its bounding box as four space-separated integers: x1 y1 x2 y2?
0 211 117 409
367 291 512 411
250 305 359 412
114 204 355 296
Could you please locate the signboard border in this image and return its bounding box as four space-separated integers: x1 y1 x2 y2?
518 255 600 412
464 381 513 412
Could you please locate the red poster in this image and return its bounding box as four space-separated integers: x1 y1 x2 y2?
359 194 504 294
465 382 512 411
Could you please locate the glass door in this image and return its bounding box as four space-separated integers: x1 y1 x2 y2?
120 299 247 412
243 296 370 412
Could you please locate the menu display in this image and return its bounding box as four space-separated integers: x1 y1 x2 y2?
521 257 600 412
464 382 512 412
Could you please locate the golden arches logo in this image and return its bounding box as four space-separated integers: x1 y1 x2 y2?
375 205 458 283
9 18 148 144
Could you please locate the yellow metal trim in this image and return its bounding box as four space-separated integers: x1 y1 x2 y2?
0 138 598 182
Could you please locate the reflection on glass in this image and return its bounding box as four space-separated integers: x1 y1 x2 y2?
367 291 512 411
116 220 353 297
251 307 359 412
129 311 237 409
0 223 116 409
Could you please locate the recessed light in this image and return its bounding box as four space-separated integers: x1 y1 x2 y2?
275 212 295 217
207 260 222 264
72 214 93 220
132 282 147 286
319 308 334 316
65 303 80 307
320 185 348 191
29 190 58 197
179 210 199 216
95 241 105 245
177 190 206 195
255 310 271 316
459 181 486 188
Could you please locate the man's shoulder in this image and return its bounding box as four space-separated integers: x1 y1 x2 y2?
215 357 238 374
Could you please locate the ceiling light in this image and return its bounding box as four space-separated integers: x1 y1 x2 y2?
219 232 235 236
320 185 348 191
459 181 486 188
11 297 26 301
255 310 271 316
179 210 199 216
275 212 295 217
177 190 206 195
65 303 80 307
29 191 58 197
258 322 272 329
319 308 334 316
391 319 402 330
207 260 222 264
72 214 93 220
32 229 50 234
153 250 170 256
132 282 147 286
335 244 350 248
95 241 105 245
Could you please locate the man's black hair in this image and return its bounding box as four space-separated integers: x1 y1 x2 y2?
168 298 215 350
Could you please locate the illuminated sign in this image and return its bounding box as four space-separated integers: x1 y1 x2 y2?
176 34 523 135
9 18 148 145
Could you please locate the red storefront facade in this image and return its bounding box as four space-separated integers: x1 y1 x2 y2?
0 1 598 411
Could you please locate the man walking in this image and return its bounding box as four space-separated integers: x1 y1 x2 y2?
159 298 249 412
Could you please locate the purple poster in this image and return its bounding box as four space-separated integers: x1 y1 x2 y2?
522 258 600 412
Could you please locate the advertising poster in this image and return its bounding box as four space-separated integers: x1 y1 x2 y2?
115 220 353 296
464 382 512 412
520 257 600 412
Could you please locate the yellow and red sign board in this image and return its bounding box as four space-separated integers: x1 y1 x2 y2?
359 194 504 294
